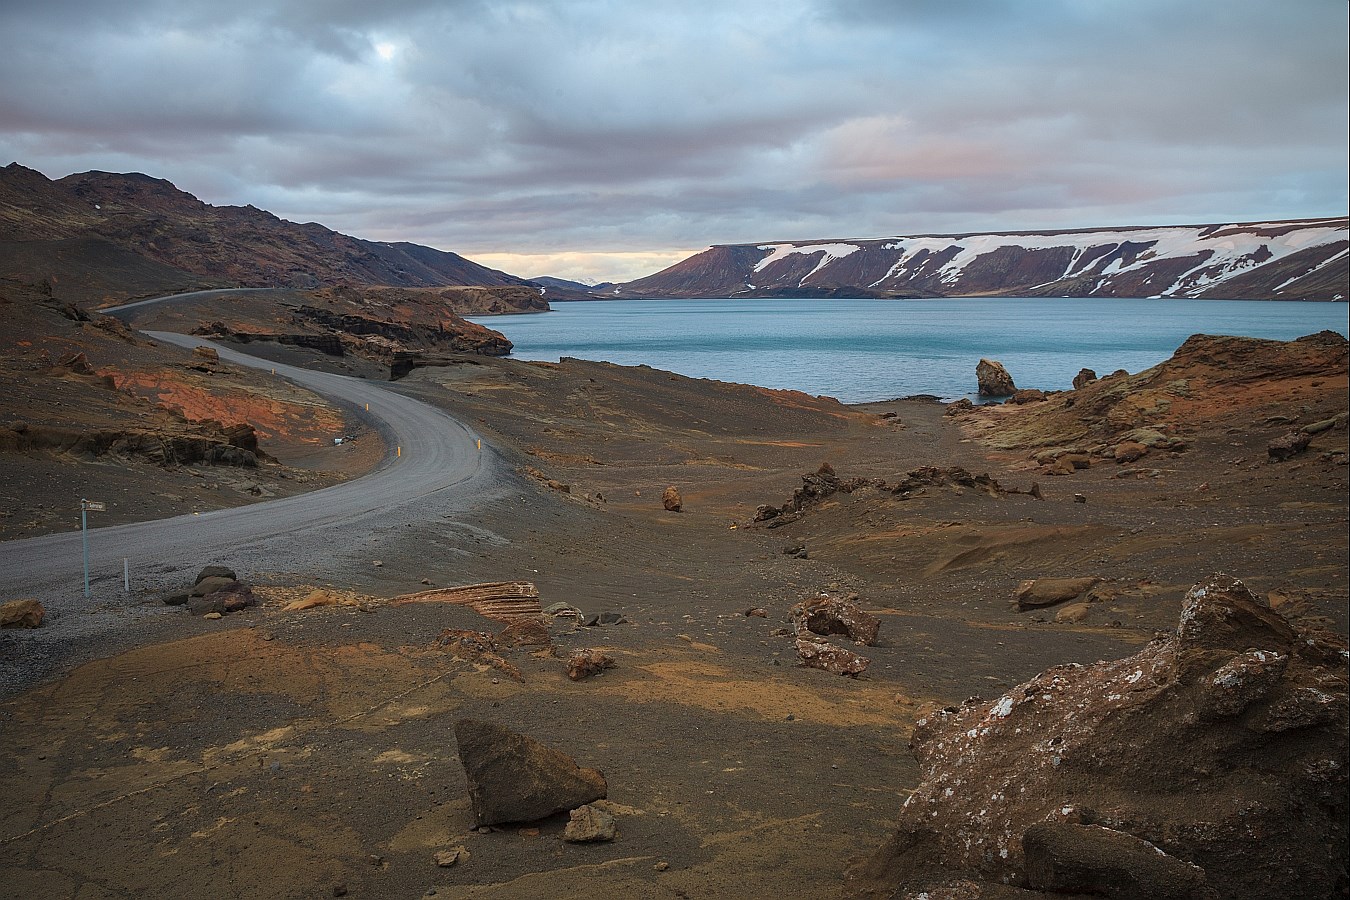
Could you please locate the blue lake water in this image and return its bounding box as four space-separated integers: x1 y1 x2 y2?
469 298 1350 404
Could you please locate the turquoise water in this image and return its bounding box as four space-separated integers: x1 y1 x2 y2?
470 298 1350 404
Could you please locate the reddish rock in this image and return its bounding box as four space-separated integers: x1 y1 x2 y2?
791 594 880 645
435 629 523 681
1072 368 1098 389
1114 441 1149 463
566 649 617 681
0 599 44 629
795 637 870 676
453 719 607 826
851 574 1349 899
1268 431 1312 461
662 486 682 512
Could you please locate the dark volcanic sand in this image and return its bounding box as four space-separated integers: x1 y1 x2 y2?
1 337 1346 898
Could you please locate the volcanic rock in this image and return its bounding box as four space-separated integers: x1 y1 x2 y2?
566 649 617 681
662 486 682 512
976 359 1017 397
791 593 880 645
195 565 237 584
1268 431 1312 461
563 804 617 843
1113 441 1149 463
795 637 870 676
1013 577 1099 610
453 719 607 826
1072 368 1098 389
850 574 1349 899
0 599 44 628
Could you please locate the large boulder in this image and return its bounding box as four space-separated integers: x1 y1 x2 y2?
454 719 607 826
849 574 1349 899
976 358 1017 397
1013 577 1099 610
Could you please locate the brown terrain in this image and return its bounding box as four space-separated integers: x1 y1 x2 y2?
0 170 1346 898
0 275 1346 898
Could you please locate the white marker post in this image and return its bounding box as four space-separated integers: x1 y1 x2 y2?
80 499 105 597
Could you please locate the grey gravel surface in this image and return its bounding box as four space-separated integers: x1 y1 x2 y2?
0 329 508 695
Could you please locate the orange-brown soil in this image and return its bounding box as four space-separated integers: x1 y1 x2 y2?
1 306 1346 897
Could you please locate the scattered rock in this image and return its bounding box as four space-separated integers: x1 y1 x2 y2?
976 358 1016 397
790 593 880 645
195 565 236 584
1073 493 1087 504
582 611 628 627
562 803 617 843
434 629 523 681
372 559 383 567
662 486 682 512
1013 577 1100 610
1268 431 1312 461
283 589 338 612
851 573 1348 899
795 637 870 676
161 591 190 607
0 599 44 629
1072 368 1097 389
1054 602 1090 624
1113 441 1149 463
202 612 223 621
453 719 607 826
433 846 468 867
944 398 975 416
744 607 768 618
193 345 219 362
566 649 617 681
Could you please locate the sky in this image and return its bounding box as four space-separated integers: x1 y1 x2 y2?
1 1 1346 285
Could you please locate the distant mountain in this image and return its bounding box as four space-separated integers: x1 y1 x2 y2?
0 163 538 305
615 219 1349 301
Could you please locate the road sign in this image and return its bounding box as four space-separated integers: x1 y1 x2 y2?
83 500 106 511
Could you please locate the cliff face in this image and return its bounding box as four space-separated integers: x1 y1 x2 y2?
617 219 1349 301
0 163 535 304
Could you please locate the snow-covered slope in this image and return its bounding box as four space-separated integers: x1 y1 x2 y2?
617 219 1348 301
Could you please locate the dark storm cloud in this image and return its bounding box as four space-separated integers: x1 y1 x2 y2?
0 0 1344 281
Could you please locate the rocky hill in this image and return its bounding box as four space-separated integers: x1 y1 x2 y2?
0 163 540 306
616 219 1349 301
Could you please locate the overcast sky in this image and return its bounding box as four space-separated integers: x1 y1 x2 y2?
2 0 1346 283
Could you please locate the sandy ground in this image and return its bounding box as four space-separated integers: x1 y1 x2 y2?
1 336 1346 898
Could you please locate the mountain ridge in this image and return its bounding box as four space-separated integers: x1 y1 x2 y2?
0 163 539 305
614 218 1349 301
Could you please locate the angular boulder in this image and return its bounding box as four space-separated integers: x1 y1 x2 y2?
791 593 880 646
454 719 607 826
795 637 870 676
1013 577 1099 610
850 574 1349 899
1268 431 1312 461
1072 368 1098 389
662 486 682 512
562 804 617 843
976 358 1017 397
0 599 44 629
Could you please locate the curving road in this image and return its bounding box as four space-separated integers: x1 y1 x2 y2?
0 325 502 605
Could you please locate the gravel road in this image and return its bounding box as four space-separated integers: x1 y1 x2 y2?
0 328 508 691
